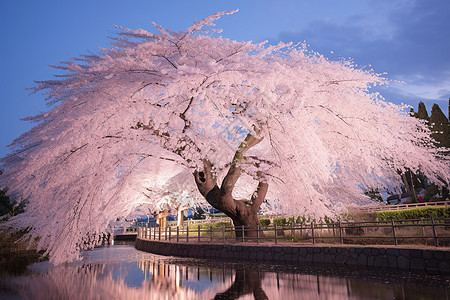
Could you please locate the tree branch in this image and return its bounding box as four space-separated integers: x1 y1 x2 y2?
193 159 217 197
155 55 178 69
62 143 88 163
221 128 264 196
250 173 268 212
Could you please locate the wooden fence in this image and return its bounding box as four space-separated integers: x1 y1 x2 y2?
137 217 450 248
355 200 450 213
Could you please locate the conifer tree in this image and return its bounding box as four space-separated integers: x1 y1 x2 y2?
415 101 430 121
430 103 450 149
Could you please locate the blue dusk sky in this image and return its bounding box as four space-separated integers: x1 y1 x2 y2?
0 0 449 158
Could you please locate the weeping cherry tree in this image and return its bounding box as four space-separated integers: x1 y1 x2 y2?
1 11 449 264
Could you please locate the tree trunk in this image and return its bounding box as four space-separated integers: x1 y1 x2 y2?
156 210 168 229
193 130 268 239
176 206 188 227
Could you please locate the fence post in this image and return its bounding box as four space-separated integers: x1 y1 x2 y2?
338 222 343 244
177 226 179 242
291 222 294 242
311 222 315 244
159 225 161 241
421 218 425 238
274 223 278 245
431 217 438 247
210 225 213 242
242 225 245 243
169 226 171 241
198 226 201 242
165 226 167 240
222 224 225 244
257 225 260 245
186 226 189 243
392 219 397 246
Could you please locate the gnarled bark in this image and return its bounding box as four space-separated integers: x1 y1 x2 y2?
193 130 268 238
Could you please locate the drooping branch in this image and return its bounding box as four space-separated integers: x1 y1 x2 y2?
62 143 88 163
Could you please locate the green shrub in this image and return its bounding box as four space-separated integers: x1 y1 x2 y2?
212 221 232 228
260 219 270 226
375 207 450 221
288 217 295 224
273 217 287 226
296 216 306 224
424 184 440 201
186 221 232 231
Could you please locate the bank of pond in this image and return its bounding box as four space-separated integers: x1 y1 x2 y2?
1 243 449 299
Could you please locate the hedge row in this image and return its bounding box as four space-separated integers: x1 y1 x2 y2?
374 207 450 221
259 218 290 226
186 221 232 230
260 219 270 226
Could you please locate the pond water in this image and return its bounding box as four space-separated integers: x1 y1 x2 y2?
1 242 449 299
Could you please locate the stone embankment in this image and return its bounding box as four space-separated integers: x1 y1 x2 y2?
135 238 450 274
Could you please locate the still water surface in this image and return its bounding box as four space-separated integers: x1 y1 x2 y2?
1 242 449 299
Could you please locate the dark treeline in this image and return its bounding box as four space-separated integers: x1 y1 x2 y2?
404 98 450 203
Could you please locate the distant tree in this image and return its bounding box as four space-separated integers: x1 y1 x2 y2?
193 206 206 219
430 103 450 149
0 11 448 264
0 188 13 217
415 101 430 121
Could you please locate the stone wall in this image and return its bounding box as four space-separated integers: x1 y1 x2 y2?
135 238 450 274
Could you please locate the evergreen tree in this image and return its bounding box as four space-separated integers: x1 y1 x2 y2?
0 188 13 216
415 101 430 121
430 103 450 148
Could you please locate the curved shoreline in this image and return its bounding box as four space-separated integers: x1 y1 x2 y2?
135 238 450 274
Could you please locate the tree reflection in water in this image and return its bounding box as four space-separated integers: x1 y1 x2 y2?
1 245 449 299
214 270 268 300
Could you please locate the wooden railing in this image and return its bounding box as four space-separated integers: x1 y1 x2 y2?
137 217 450 248
110 226 138 236
355 200 450 213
